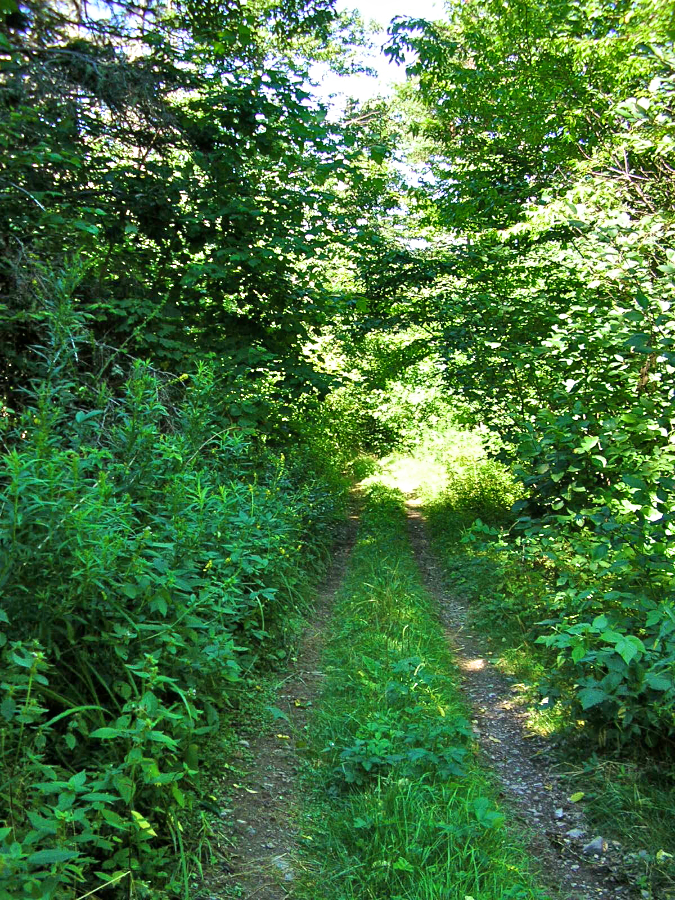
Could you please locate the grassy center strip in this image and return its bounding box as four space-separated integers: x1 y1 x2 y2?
295 484 549 900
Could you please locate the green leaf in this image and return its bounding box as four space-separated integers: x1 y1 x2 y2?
578 687 608 709
27 848 80 865
615 635 644 664
623 475 647 490
147 730 179 747
576 435 599 453
90 727 125 739
113 774 135 803
571 642 586 663
369 144 388 164
101 809 130 831
11 651 33 668
266 705 290 723
69 771 87 789
74 221 100 236
27 812 58 834
600 630 622 644
645 673 672 691
393 857 415 872
131 810 157 837
171 783 185 807
614 641 636 665
591 543 608 561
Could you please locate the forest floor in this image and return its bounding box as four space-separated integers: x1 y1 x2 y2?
199 479 640 900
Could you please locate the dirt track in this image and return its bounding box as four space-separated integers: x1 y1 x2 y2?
406 497 632 900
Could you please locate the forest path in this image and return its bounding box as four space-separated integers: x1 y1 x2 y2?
201 514 358 900
404 496 631 900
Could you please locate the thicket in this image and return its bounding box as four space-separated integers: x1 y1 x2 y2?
0 0 391 896
0 301 348 898
4 0 675 893
383 0 675 748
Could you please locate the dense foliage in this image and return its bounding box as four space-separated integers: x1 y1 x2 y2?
0 323 345 897
0 0 377 896
385 0 675 746
0 0 377 417
4 0 675 894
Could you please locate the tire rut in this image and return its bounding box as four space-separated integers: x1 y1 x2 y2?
200 515 358 900
405 498 635 900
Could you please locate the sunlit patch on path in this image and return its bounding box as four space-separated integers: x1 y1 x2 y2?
460 656 487 672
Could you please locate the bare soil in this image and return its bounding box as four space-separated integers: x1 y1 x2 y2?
405 497 635 900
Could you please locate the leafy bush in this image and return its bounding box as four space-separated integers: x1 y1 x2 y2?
427 429 675 747
0 316 346 897
380 4 675 753
537 596 675 746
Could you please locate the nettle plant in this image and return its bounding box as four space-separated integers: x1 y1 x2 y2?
0 329 342 896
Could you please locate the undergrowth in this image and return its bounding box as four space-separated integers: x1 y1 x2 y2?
296 484 547 900
0 305 349 900
412 431 675 898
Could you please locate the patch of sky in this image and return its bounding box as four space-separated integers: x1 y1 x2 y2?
309 0 447 109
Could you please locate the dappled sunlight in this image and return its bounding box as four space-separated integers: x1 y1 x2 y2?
405 496 424 507
458 656 486 672
523 706 568 738
360 452 448 496
358 424 494 503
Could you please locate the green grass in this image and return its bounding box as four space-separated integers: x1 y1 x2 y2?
424 490 559 720
295 484 549 900
405 434 675 899
559 755 675 899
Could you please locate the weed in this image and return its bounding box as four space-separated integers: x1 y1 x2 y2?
295 484 548 900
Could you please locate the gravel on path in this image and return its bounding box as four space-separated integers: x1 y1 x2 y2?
405 497 634 900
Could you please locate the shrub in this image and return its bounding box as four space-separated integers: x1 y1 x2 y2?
0 327 346 897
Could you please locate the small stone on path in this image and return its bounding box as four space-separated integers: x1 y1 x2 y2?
583 836 607 855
